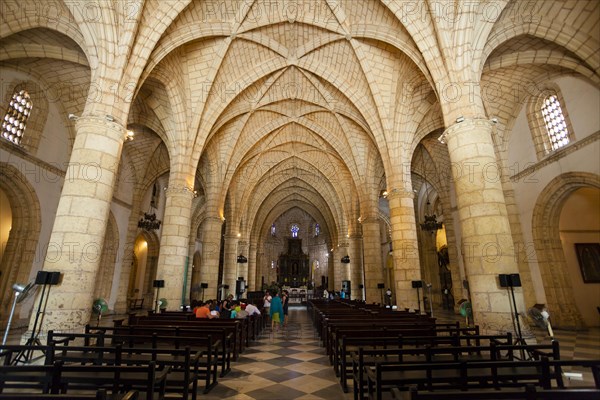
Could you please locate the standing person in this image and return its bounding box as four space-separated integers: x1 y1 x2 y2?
281 290 289 327
385 288 392 307
269 290 283 334
263 290 272 318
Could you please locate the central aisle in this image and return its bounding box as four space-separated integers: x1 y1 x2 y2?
199 306 353 400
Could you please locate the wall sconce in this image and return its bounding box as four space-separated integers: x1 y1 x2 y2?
125 130 134 141
105 114 114 122
455 116 465 123
437 133 446 144
237 255 248 263
68 113 79 121
340 255 350 264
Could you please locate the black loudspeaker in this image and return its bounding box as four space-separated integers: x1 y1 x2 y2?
499 273 521 288
223 285 230 289
411 280 423 288
377 283 385 289
35 271 61 285
200 283 208 289
358 284 364 289
153 280 165 288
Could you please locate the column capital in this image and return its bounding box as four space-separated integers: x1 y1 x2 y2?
386 187 414 200
360 215 379 224
440 117 494 143
164 185 197 198
75 114 127 141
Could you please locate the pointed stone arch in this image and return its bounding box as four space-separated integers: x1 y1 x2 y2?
532 172 600 328
0 163 41 327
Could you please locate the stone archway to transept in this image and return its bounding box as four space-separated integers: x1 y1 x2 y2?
0 163 41 328
130 231 160 310
532 172 600 328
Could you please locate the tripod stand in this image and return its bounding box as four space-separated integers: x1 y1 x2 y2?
12 282 52 365
502 273 533 361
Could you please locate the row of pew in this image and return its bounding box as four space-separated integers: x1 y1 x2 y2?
308 299 600 400
0 309 267 399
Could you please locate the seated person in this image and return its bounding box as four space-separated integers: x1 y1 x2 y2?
195 300 217 319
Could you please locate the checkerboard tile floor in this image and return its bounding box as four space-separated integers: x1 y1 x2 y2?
198 306 354 400
194 307 599 399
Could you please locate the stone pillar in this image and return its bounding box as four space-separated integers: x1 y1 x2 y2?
442 118 525 334
34 115 125 332
113 184 144 314
348 234 363 300
199 217 223 299
154 183 194 310
387 189 422 311
247 241 257 291
237 240 249 297
222 234 238 298
362 217 384 304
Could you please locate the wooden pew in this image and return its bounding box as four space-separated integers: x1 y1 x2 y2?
391 385 600 400
86 324 232 377
366 357 598 400
0 360 167 400
126 317 246 360
0 362 59 394
56 362 169 400
0 389 138 400
48 331 219 396
46 343 203 399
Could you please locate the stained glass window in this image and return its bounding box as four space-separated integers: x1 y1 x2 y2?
2 90 32 146
315 223 320 237
291 224 299 238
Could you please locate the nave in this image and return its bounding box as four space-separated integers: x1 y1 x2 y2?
195 307 600 400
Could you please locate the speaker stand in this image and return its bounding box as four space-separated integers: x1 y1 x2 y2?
507 284 532 360
154 287 161 313
12 283 50 365
415 286 422 314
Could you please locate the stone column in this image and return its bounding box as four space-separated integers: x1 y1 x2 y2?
387 188 422 311
442 118 525 334
237 240 249 297
199 217 223 299
247 241 257 291
348 234 363 300
361 217 384 304
34 115 125 332
113 184 144 313
154 183 194 310
222 234 238 298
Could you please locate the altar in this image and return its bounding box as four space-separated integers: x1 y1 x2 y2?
277 238 310 287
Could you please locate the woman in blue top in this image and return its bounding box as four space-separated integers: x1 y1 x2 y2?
269 290 284 333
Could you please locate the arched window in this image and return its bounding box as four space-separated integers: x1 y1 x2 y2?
527 86 575 159
315 223 320 237
271 223 276 236
2 90 32 146
541 94 570 151
291 224 299 238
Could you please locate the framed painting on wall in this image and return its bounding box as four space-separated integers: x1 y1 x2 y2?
574 243 600 283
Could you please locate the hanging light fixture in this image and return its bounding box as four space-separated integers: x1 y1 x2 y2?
418 146 443 234
138 183 162 231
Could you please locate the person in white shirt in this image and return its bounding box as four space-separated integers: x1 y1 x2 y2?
263 290 272 317
245 302 261 316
